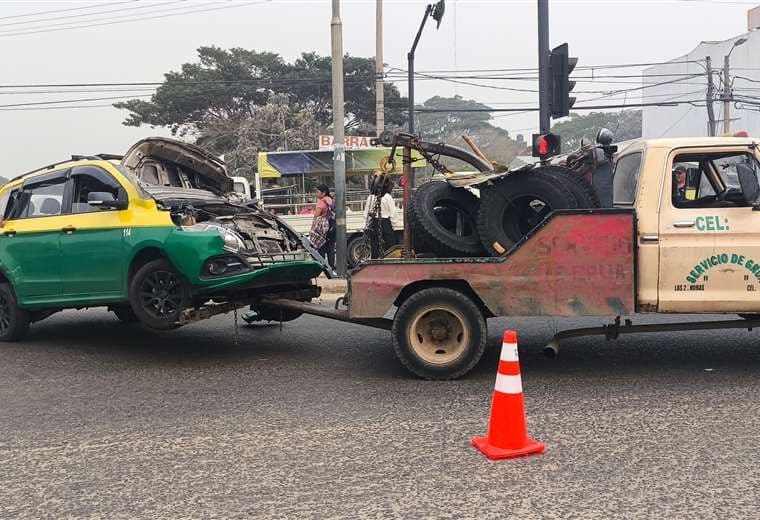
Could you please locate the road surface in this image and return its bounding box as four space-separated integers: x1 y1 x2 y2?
1 310 759 519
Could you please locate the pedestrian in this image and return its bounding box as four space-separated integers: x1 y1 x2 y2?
364 175 396 258
310 183 335 269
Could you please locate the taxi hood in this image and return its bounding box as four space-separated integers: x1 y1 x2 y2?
121 137 233 193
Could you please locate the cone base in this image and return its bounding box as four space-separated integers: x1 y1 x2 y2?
471 436 545 460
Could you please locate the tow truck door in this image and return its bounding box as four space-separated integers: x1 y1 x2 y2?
658 147 760 313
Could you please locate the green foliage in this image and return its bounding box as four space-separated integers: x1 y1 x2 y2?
416 96 497 141
414 96 519 174
114 46 406 136
551 110 642 150
197 93 319 180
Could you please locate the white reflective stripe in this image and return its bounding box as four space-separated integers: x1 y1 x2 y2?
500 343 519 362
494 373 523 395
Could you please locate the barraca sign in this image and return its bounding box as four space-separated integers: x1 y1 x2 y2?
686 252 760 283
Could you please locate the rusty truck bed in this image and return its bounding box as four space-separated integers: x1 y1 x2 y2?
348 209 636 319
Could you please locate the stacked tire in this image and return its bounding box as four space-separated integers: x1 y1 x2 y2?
409 180 484 257
409 166 599 258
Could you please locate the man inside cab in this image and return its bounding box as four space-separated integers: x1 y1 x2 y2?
672 165 690 206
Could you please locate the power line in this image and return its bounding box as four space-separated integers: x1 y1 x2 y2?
0 0 138 21
415 99 707 114
0 0 188 29
0 0 272 38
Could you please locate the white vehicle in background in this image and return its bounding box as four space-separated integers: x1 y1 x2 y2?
230 176 252 200
254 147 426 267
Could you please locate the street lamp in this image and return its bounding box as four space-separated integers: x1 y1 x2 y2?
401 0 444 256
723 37 747 134
407 0 445 138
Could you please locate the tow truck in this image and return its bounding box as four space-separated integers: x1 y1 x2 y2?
260 134 760 380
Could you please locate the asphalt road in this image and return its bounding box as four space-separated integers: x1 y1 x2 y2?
2 309 760 519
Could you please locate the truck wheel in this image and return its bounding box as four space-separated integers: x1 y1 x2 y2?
128 259 189 330
410 181 484 257
392 287 487 380
347 234 371 268
0 283 30 341
477 170 579 255
110 305 138 323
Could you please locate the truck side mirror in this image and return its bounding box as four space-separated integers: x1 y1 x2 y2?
596 128 614 146
736 162 760 207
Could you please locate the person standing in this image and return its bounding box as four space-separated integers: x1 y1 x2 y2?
364 176 396 258
310 184 335 269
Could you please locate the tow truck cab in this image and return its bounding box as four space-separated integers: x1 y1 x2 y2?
615 137 760 314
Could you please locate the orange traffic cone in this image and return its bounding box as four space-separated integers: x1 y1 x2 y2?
471 330 545 460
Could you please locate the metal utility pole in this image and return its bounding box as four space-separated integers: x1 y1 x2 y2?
705 56 716 136
723 37 747 135
375 0 384 135
537 0 551 134
331 0 347 276
723 54 732 134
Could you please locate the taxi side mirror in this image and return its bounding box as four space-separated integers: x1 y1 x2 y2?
736 162 760 207
88 191 128 210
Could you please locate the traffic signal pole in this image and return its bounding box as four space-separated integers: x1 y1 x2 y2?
537 0 551 134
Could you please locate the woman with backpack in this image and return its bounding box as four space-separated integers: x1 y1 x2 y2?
310 183 335 269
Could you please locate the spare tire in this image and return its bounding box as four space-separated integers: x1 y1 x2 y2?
410 180 484 257
477 169 580 255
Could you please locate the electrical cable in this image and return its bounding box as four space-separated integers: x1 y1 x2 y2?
0 0 271 38
0 0 187 29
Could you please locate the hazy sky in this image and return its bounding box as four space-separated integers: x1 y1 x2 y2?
0 0 755 174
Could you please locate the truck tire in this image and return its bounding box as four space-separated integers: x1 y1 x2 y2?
128 259 189 331
410 181 484 258
542 165 601 208
477 169 580 255
392 287 487 380
347 234 371 268
0 283 30 341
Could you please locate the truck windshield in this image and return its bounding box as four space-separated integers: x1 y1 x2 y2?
711 153 760 191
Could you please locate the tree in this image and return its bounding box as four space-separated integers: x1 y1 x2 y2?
416 95 495 141
114 46 406 136
414 96 520 172
551 110 642 150
197 93 319 180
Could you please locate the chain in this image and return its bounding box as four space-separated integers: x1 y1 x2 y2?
233 305 239 346
413 145 452 176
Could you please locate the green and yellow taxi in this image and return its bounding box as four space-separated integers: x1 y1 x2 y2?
0 138 325 340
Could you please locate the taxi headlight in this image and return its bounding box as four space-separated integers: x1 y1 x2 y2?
181 223 245 253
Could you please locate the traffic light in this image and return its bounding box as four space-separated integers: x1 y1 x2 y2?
550 43 577 119
531 133 561 158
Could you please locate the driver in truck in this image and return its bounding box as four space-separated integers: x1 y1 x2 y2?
673 164 688 204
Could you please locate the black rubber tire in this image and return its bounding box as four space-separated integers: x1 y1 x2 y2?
392 287 487 380
128 259 189 331
542 165 601 208
347 234 371 268
0 283 30 341
110 305 138 323
409 181 484 257
477 170 580 255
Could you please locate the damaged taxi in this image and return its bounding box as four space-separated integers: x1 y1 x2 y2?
0 137 325 340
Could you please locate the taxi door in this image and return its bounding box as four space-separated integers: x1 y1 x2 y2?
658 147 760 313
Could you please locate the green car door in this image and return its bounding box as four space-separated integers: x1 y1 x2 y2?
0 170 69 304
57 165 127 302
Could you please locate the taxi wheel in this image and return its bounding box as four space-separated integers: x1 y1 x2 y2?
110 305 138 323
392 287 486 380
129 259 189 331
0 283 30 341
